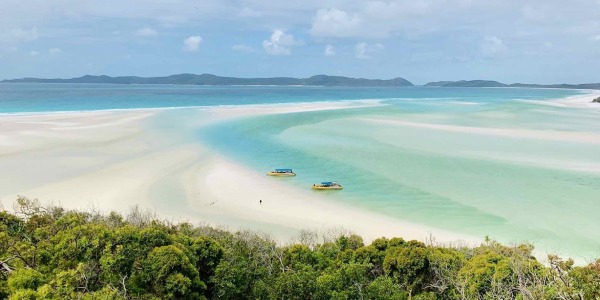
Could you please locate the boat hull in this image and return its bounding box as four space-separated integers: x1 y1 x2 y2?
312 185 343 190
267 172 296 177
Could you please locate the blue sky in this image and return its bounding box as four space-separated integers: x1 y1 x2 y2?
0 0 599 84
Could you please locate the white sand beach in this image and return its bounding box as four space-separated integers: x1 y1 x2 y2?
363 118 600 144
0 101 478 245
551 91 600 108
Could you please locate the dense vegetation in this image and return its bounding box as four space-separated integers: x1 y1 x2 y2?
1 197 600 300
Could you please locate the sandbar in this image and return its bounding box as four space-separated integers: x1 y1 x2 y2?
0 101 477 246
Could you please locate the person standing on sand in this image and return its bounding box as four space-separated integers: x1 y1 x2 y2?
260 200 262 205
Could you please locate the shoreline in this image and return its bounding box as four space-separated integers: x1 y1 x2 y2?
0 99 385 117
549 90 600 108
188 153 478 245
0 100 479 247
0 87 597 117
2 92 599 261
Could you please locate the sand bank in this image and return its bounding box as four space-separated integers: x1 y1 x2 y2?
188 155 475 244
0 101 477 245
363 118 600 144
550 91 600 108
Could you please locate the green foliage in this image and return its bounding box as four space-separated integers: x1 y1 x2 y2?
271 267 318 299
210 232 276 299
365 276 408 299
426 247 466 297
458 251 514 299
7 269 45 293
138 245 206 299
570 260 600 299
191 237 224 279
7 289 37 300
2 198 600 300
335 234 364 251
315 263 371 299
284 244 317 270
383 241 430 294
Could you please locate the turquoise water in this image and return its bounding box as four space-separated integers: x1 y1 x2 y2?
2 83 600 258
0 83 577 113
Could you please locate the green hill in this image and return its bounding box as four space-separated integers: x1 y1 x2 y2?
423 81 454 87
435 80 507 87
425 80 600 90
1 74 414 87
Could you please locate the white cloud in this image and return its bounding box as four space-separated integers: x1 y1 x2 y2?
355 42 368 59
521 5 547 22
593 35 600 41
29 50 39 56
0 27 38 52
480 36 507 57
355 42 384 59
232 44 255 53
49 48 62 55
11 27 39 41
238 8 263 18
324 44 335 56
310 8 363 38
183 35 202 52
309 2 446 38
0 46 18 53
262 30 302 56
134 27 158 37
0 1 228 29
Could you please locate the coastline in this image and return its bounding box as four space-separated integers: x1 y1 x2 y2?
0 100 478 247
2 88 599 262
550 90 600 108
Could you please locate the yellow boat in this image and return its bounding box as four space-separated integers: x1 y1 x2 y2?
312 181 343 190
267 168 296 177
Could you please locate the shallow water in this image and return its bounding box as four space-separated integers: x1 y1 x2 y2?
199 90 600 259
2 83 600 259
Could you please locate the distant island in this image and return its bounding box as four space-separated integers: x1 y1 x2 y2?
425 80 600 90
4 74 600 90
1 74 414 87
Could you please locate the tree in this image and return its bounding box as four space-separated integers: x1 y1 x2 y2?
427 247 467 299
4 199 600 300
315 263 371 300
271 266 318 299
137 245 206 300
6 268 45 294
185 236 224 298
365 276 408 300
336 234 364 251
284 244 317 271
383 242 430 296
571 259 600 299
457 251 515 299
210 231 275 299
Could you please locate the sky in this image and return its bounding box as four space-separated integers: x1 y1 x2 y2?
0 0 599 84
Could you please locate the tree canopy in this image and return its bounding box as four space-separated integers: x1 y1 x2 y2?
1 197 600 299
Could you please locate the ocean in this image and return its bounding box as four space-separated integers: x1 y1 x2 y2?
2 83 600 259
